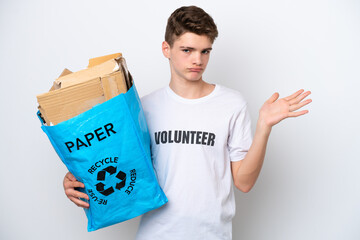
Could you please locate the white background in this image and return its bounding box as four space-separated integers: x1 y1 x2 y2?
0 0 359 239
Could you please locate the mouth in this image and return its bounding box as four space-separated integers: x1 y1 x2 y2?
188 68 203 73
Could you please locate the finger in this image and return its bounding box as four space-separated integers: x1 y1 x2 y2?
65 172 75 180
284 89 304 101
64 180 85 189
267 92 279 103
289 91 311 105
65 188 89 200
289 99 312 112
69 196 90 208
65 172 77 181
287 110 309 118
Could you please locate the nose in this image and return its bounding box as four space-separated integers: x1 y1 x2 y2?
192 52 202 66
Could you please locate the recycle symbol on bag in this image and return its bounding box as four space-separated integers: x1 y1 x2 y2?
95 166 126 196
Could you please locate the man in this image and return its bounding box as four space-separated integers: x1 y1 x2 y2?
64 6 311 239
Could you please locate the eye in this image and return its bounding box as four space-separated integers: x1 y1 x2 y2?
202 50 210 54
182 49 190 53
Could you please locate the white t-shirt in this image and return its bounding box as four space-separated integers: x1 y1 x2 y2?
135 84 253 240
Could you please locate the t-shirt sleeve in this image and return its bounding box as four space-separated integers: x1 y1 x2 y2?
227 103 253 162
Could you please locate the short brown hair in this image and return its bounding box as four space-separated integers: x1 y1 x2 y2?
165 6 218 47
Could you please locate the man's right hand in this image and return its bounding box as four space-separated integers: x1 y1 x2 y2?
63 172 90 208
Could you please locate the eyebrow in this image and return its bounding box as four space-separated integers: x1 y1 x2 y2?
179 46 213 51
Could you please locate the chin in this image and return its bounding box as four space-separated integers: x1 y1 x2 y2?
185 77 202 82
186 73 203 82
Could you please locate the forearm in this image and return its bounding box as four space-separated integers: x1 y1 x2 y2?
233 89 311 192
234 119 271 192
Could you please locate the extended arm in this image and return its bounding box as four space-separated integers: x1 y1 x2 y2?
231 89 312 193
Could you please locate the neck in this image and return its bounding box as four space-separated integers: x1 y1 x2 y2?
169 78 215 99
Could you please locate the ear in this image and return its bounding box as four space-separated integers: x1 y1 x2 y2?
162 41 171 59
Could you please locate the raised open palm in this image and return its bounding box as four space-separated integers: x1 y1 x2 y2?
259 89 312 127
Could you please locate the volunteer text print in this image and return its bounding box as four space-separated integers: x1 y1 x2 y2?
155 130 216 146
65 123 116 153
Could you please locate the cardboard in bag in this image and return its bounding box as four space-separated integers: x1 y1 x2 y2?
36 53 131 125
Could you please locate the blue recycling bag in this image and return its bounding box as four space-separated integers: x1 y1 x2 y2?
39 83 167 231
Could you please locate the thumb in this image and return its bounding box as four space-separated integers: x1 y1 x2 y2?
66 172 77 181
267 92 279 103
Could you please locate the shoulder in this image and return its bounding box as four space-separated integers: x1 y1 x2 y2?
215 85 248 110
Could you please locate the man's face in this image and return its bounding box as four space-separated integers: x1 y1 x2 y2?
162 32 213 83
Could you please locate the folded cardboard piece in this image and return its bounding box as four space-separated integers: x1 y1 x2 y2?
37 53 133 125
